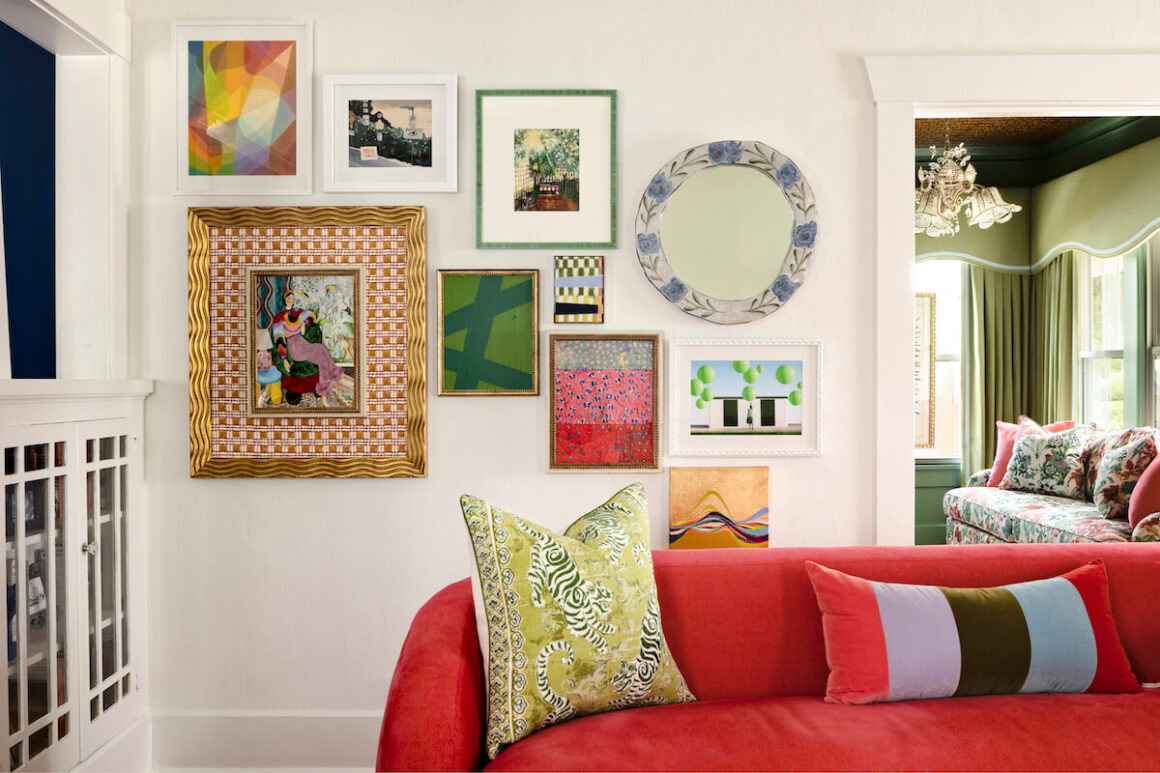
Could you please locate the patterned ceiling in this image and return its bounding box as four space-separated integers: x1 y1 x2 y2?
914 117 1098 149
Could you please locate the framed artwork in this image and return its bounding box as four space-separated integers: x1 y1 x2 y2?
476 89 617 249
548 332 661 471
322 74 457 193
553 256 604 323
668 467 769 549
188 206 426 477
669 339 821 456
174 21 313 195
437 270 538 396
914 293 936 449
246 267 363 416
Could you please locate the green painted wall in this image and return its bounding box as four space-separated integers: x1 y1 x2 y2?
915 461 961 545
916 187 1031 270
1032 135 1160 264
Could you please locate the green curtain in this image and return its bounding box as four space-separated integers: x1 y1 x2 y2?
963 254 1075 476
965 267 1032 476
1029 251 1075 424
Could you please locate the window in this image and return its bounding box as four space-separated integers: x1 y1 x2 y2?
1078 254 1125 429
913 259 963 458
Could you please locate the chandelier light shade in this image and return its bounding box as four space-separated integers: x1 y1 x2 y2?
914 141 1021 237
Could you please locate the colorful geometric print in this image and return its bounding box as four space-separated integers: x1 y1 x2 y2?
551 337 657 467
806 560 1140 705
188 40 297 176
554 256 604 323
441 273 536 393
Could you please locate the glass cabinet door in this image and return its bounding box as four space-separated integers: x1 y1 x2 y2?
2 429 78 773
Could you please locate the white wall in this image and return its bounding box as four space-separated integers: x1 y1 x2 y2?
126 0 1160 767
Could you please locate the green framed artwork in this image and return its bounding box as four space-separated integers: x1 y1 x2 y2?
438 270 539 395
476 90 617 249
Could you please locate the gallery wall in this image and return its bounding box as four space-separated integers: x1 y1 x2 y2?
126 0 1160 766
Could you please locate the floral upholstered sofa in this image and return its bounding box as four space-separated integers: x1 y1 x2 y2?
945 420 1160 545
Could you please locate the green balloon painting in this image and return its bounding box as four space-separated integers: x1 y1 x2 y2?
697 365 716 384
776 364 796 384
789 390 802 406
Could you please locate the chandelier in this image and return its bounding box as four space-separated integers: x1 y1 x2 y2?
914 141 1022 238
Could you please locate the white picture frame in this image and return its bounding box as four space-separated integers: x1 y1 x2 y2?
323 74 458 193
174 20 313 196
669 339 821 457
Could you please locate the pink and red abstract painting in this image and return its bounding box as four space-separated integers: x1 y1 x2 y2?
549 334 660 470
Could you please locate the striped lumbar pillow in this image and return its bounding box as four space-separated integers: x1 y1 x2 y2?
806 561 1140 704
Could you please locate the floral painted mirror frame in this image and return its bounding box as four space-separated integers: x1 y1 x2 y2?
635 140 818 324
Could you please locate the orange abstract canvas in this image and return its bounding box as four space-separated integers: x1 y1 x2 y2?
668 467 769 548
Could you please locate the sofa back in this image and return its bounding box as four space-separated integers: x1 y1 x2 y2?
653 542 1160 702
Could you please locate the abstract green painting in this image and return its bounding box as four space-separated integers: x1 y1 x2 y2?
438 270 539 395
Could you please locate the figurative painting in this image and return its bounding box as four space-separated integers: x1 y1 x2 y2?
188 206 427 478
514 129 579 211
188 40 297 176
438 270 538 396
553 256 604 323
549 333 661 471
176 22 312 194
689 359 804 436
670 340 821 456
249 269 360 415
476 90 616 249
347 99 433 168
668 467 769 549
914 293 936 449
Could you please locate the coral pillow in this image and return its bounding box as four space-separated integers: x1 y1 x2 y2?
989 418 1075 487
806 561 1139 705
1128 441 1160 528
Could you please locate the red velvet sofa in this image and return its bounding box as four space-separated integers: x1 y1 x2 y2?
377 543 1160 772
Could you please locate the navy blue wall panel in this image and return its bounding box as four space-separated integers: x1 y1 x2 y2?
0 20 55 378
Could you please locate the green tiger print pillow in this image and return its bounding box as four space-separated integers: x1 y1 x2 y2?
461 483 695 759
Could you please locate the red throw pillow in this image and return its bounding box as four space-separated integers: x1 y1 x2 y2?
989 418 1076 487
1128 448 1160 528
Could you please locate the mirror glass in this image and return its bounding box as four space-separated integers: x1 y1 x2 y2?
660 165 793 301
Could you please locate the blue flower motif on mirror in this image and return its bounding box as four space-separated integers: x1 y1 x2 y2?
647 173 674 203
793 221 817 248
660 277 687 303
771 275 800 302
708 141 743 165
637 232 661 255
777 161 801 189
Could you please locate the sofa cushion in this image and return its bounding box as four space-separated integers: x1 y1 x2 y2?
806 561 1139 705
460 483 694 759
990 418 1075 487
944 486 1133 543
484 691 1160 772
999 420 1091 499
1092 433 1158 520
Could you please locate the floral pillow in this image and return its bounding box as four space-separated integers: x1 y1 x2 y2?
1083 428 1153 500
999 420 1091 499
1092 432 1158 520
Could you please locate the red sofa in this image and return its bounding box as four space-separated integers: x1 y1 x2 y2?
377 543 1160 772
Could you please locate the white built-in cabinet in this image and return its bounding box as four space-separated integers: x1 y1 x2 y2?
0 383 149 772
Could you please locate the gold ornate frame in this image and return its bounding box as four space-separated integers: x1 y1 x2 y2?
914 292 936 450
188 206 426 477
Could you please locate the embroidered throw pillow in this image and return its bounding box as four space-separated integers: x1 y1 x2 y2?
461 483 694 759
806 561 1140 705
999 419 1091 499
1083 428 1151 499
1092 432 1158 520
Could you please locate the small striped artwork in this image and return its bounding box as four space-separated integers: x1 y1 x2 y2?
806 560 1140 704
554 255 604 323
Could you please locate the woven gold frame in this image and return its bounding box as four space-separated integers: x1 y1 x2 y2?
188 206 426 477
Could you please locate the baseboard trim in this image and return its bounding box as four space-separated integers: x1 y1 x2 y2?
75 712 152 772
150 710 381 771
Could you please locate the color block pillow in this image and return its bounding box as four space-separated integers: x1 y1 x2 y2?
461 484 694 759
806 561 1139 705
1093 432 1158 520
999 419 1091 499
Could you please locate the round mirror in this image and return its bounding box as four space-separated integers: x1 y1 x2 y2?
635 140 817 324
